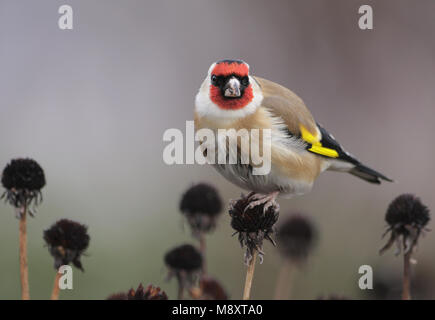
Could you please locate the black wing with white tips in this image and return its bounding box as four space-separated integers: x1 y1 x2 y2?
313 123 393 184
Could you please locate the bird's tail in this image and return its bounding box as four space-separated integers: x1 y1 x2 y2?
349 163 393 184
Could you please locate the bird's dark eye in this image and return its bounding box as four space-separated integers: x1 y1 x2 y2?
211 75 218 85
241 76 249 87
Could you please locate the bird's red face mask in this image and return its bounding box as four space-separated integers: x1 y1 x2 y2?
209 60 254 110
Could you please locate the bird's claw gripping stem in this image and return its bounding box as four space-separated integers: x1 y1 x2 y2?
244 191 279 213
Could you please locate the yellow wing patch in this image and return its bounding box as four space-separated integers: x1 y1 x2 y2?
300 125 339 158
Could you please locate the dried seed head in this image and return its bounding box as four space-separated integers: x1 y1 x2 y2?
1 158 46 191
276 214 317 262
1 158 46 216
165 244 203 271
317 294 351 300
164 244 203 289
180 183 223 236
107 284 168 300
385 194 430 228
43 219 90 271
380 194 430 255
106 292 128 300
198 276 228 300
127 284 168 300
229 193 279 265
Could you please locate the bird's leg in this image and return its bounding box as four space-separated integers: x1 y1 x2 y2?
245 191 279 213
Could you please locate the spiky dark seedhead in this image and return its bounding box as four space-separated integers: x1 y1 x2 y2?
43 219 90 271
229 193 279 264
1 158 46 191
276 214 317 262
106 292 128 300
198 276 228 300
381 194 430 255
385 194 430 228
180 183 223 236
165 244 203 271
107 284 168 300
317 294 351 300
127 284 168 300
164 244 203 289
180 183 222 216
1 158 46 215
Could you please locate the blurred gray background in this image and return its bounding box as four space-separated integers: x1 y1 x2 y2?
1 0 434 299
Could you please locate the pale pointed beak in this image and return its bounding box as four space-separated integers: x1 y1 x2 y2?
224 77 241 98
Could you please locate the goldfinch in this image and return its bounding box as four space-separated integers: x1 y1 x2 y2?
194 59 392 210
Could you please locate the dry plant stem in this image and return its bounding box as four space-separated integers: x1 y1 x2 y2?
402 250 412 300
19 205 30 300
243 250 258 300
178 285 184 300
274 259 293 300
199 232 207 274
51 271 62 300
189 287 202 300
